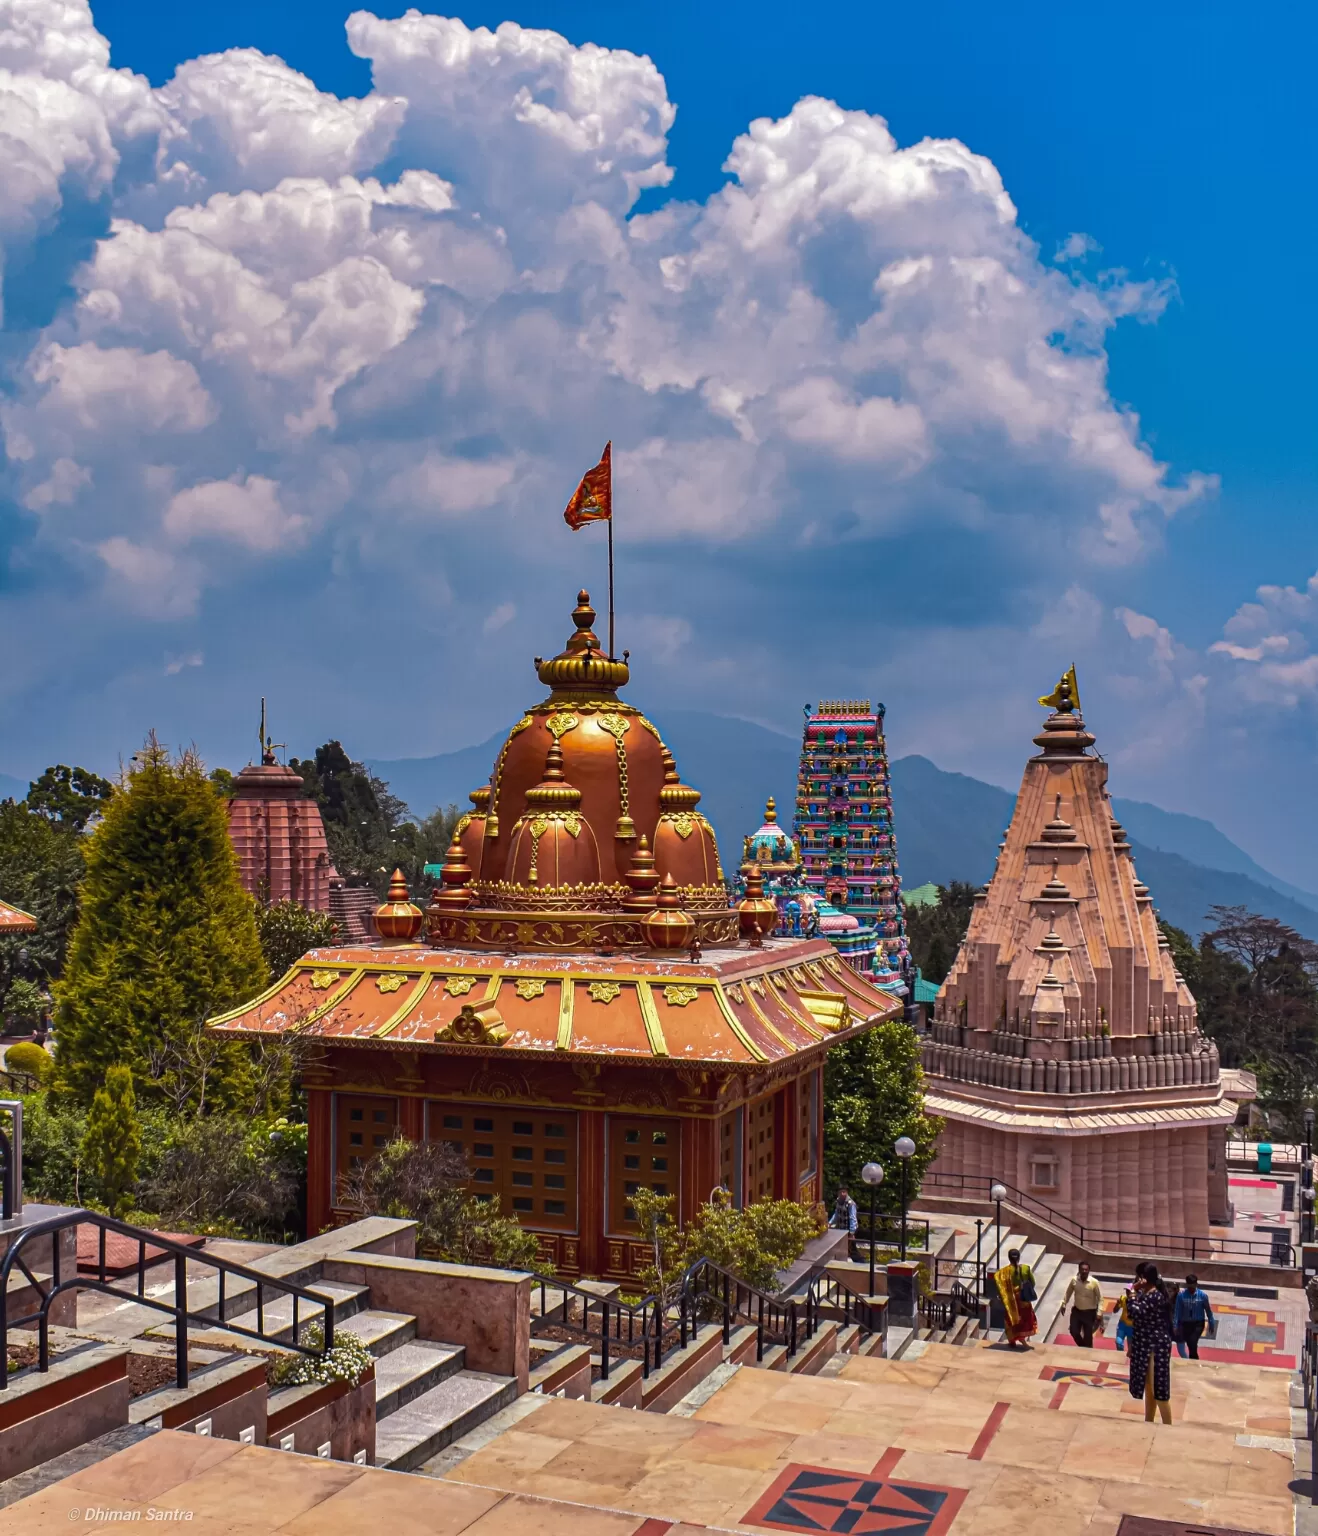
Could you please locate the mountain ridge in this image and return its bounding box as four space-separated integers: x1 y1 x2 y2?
368 712 1318 941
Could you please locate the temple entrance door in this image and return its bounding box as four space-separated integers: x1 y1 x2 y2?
333 1093 398 1205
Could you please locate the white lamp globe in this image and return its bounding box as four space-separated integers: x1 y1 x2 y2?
989 1182 1007 1202
894 1136 916 1160
860 1161 885 1187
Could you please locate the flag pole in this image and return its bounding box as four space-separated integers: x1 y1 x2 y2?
607 510 615 659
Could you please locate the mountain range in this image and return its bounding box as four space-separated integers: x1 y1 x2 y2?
370 710 1318 941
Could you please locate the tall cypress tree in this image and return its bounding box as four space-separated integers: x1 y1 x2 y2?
55 738 266 1107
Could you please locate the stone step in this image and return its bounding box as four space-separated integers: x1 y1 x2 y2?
373 1341 466 1420
335 1309 417 1359
220 1281 369 1345
374 1370 518 1472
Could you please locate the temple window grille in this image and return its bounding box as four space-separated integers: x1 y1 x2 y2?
607 1116 680 1235
427 1101 579 1233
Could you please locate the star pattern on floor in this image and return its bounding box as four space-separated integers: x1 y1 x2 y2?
743 1464 965 1535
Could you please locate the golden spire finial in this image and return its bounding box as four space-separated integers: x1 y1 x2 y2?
764 796 777 824
1038 665 1080 714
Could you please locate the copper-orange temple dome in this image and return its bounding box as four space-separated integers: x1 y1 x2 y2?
428 591 734 952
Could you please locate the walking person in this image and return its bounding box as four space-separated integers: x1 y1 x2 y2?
1115 1261 1149 1354
1127 1263 1174 1423
994 1248 1039 1349
1063 1262 1103 1348
1173 1274 1215 1360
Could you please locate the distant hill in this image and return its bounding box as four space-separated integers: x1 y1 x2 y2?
370 717 1318 942
889 754 1318 941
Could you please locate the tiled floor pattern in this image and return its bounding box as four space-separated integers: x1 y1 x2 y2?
1060 1298 1296 1368
443 1339 1297 1535
2 1341 1298 1534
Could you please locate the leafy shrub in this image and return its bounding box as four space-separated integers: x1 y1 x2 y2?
82 1065 142 1216
632 1187 821 1301
269 1321 373 1388
5 1042 53 1087
141 1115 302 1239
344 1136 541 1270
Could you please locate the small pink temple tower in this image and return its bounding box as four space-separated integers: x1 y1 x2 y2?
226 701 334 913
924 668 1232 1235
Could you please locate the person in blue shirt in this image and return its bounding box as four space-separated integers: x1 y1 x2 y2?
830 1187 859 1235
1173 1273 1215 1359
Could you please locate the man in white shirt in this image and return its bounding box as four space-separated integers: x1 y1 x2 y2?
1064 1263 1103 1347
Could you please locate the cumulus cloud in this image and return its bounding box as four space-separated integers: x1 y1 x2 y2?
1 2 1242 841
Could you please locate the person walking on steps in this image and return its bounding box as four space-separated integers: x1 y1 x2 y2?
1064 1262 1103 1348
995 1248 1038 1349
1173 1273 1216 1359
830 1187 858 1240
1115 1261 1148 1354
1127 1262 1174 1423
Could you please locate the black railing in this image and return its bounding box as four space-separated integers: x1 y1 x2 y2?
1304 1322 1318 1505
0 1209 335 1390
849 1214 932 1260
682 1257 818 1364
529 1273 665 1381
919 1281 981 1335
921 1170 1295 1266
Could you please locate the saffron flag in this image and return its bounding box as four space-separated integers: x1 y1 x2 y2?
1038 664 1080 711
563 442 612 529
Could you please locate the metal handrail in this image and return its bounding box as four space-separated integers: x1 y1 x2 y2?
680 1256 817 1363
528 1271 664 1381
0 1209 336 1390
921 1170 1296 1266
1304 1322 1318 1506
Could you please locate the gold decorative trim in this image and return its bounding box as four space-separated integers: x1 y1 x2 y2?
207 966 301 1027
636 981 669 1058
748 977 766 998
438 1001 508 1045
767 975 825 1040
556 978 575 1052
742 985 794 1050
546 711 580 740
376 973 406 994
663 984 699 1008
375 974 434 1038
664 813 696 840
727 982 744 1005
712 985 768 1063
487 715 533 837
587 981 622 1005
797 989 851 1034
310 971 341 992
515 978 546 1000
484 974 503 1004
446 976 476 996
597 712 635 839
638 716 664 741
303 968 366 1026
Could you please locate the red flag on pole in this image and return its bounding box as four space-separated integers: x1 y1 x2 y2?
563 442 612 529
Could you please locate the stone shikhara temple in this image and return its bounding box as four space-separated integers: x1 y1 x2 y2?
210 592 900 1277
924 671 1233 1235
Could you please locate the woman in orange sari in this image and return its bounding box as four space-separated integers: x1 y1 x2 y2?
994 1248 1038 1348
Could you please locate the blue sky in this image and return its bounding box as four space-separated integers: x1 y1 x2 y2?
3 0 1317 882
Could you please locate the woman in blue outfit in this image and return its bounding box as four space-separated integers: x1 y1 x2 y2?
1127 1263 1174 1423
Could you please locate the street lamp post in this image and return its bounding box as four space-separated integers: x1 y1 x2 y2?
861 1161 885 1296
990 1182 1007 1277
895 1136 916 1260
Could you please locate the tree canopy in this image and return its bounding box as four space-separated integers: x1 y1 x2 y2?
823 1019 941 1205
26 764 114 831
55 738 266 1108
289 740 457 896
904 881 977 985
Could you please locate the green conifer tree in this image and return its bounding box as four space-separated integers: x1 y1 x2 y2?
55 737 266 1108
83 1065 141 1216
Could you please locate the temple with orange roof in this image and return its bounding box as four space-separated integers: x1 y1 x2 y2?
210 592 901 1278
923 669 1233 1236
0 899 37 934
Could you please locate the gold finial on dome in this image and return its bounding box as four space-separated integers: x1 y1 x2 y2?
621 833 660 912
1038 665 1080 713
644 873 696 952
523 740 582 810
737 864 778 947
431 835 474 914
375 868 424 944
469 785 490 812
1032 664 1095 758
658 746 701 812
535 589 630 698
764 797 778 824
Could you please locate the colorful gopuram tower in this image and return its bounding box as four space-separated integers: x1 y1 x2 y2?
923 671 1233 1235
792 701 909 973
